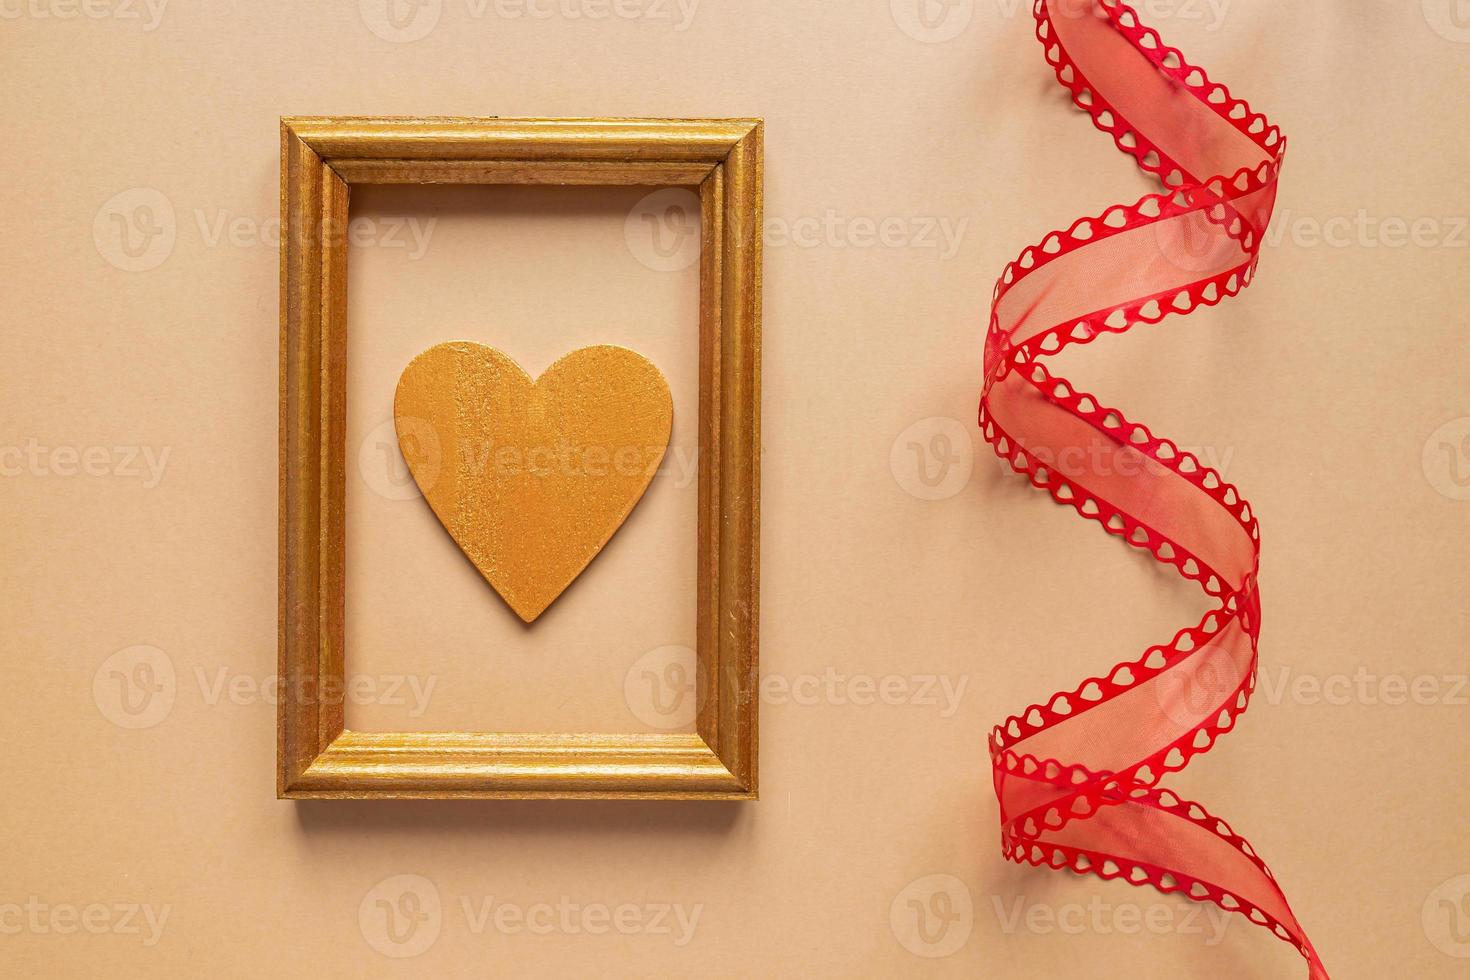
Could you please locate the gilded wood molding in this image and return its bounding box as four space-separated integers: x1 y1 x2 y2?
279 117 761 800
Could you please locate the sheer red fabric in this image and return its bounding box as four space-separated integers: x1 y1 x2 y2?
980 1 1328 976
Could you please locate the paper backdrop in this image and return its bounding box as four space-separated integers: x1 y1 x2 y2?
3 1 1469 976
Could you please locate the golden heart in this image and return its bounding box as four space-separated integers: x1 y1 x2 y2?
394 342 673 623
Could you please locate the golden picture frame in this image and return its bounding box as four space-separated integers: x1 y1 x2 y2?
278 117 761 799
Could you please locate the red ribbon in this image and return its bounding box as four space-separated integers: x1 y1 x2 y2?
981 1 1327 975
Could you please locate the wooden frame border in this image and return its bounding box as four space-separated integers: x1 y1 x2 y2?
278 117 761 799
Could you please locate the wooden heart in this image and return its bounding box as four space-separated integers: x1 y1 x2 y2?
394 342 673 623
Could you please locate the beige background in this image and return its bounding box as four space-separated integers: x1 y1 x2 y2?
346 183 702 732
3 1 1469 977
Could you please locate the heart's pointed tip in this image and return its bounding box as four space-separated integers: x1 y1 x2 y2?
510 599 552 625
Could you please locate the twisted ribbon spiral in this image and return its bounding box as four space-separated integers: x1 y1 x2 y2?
981 1 1327 975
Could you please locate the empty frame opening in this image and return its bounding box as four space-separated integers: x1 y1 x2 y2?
343 183 700 734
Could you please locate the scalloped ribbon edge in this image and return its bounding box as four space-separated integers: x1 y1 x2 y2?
979 1 1327 976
